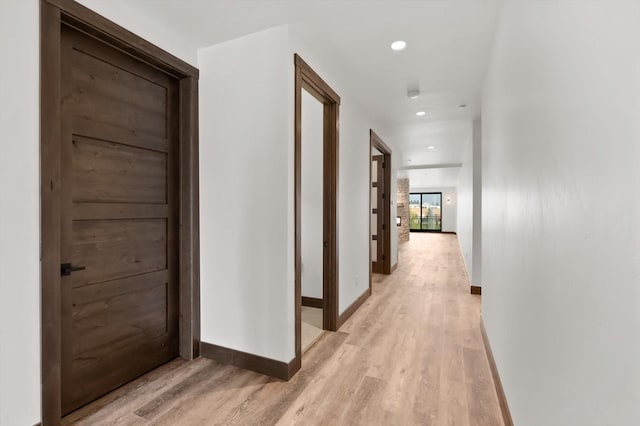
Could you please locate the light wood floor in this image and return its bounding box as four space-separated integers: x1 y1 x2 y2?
63 233 503 426
301 306 324 352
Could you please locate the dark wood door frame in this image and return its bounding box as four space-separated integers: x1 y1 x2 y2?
370 130 392 277
293 54 340 374
40 0 199 423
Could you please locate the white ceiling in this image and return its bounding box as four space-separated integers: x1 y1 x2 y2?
399 167 462 190
122 0 501 186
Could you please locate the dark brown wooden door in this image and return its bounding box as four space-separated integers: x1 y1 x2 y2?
60 26 179 415
372 155 385 273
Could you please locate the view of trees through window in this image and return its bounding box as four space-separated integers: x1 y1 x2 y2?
409 193 442 232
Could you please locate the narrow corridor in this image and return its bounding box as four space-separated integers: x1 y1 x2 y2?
64 233 502 425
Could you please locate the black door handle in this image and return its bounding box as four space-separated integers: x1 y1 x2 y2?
61 263 86 276
323 241 329 248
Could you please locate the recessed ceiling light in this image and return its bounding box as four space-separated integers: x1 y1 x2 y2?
391 40 407 51
427 146 435 150
459 104 467 109
416 111 426 116
407 90 420 99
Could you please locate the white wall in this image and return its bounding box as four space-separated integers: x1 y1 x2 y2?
0 2 40 425
288 33 400 314
199 26 294 362
483 2 640 425
410 187 457 233
456 130 474 281
198 26 400 363
455 120 481 286
301 90 324 300
77 0 197 66
471 119 482 285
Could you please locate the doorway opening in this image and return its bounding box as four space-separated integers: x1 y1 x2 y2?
370 130 392 275
294 54 340 371
409 192 443 232
300 88 325 352
40 1 199 423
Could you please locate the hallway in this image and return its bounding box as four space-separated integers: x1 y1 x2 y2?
63 233 502 426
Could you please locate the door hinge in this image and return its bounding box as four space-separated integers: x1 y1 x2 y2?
382 255 386 260
382 224 386 230
382 193 385 199
382 162 386 169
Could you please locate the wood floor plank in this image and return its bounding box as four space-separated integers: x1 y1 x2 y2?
63 234 504 426
463 347 504 426
339 375 386 424
275 342 360 425
133 361 228 420
153 367 271 426
62 358 199 425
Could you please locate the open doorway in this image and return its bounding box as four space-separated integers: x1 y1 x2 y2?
370 130 392 275
300 88 325 351
293 55 340 371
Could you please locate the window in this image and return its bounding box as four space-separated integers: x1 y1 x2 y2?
409 192 442 232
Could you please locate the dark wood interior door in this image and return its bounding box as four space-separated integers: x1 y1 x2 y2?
372 155 385 273
60 26 179 415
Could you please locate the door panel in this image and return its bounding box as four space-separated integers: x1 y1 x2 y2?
372 155 384 273
69 45 168 139
60 26 179 415
72 135 168 204
71 280 169 370
72 219 167 285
